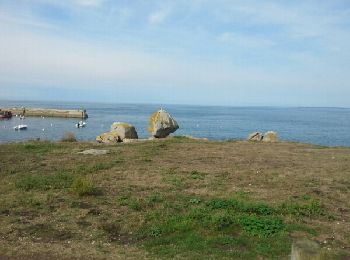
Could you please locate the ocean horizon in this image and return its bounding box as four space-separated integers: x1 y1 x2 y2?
1 99 350 147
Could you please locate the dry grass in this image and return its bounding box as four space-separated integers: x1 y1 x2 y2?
0 139 349 259
61 132 77 142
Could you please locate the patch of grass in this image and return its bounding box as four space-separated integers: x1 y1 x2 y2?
71 177 99 196
73 162 117 175
19 224 72 242
147 193 164 205
190 170 205 180
206 198 275 215
278 198 325 217
22 142 61 155
239 215 286 237
118 195 130 206
137 195 296 259
172 136 190 140
129 199 142 211
15 172 74 191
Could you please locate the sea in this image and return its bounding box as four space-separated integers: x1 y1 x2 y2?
1 100 350 147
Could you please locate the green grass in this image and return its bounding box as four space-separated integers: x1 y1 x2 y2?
15 172 74 191
22 142 62 155
1 140 349 259
134 194 321 259
278 198 325 217
71 177 99 196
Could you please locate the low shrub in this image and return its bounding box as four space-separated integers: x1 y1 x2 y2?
61 132 77 142
71 177 98 196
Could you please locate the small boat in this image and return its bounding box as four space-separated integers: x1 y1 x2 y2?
0 110 12 119
19 115 25 120
76 121 86 128
14 124 28 130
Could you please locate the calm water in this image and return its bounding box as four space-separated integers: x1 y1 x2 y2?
1 100 350 147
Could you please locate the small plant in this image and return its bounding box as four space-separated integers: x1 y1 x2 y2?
148 226 162 237
71 177 98 196
239 215 286 237
61 132 77 142
148 193 164 204
206 198 236 210
189 198 201 204
190 170 205 180
129 199 142 211
214 215 233 230
244 203 275 215
118 195 130 206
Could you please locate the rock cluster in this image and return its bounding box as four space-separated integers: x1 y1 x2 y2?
96 122 138 144
247 131 279 142
110 122 138 140
96 109 179 144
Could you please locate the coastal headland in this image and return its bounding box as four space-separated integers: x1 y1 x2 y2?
0 138 349 259
0 107 88 118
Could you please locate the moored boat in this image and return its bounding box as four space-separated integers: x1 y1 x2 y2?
0 110 12 119
14 125 28 130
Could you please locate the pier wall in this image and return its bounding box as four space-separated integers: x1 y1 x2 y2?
0 107 88 119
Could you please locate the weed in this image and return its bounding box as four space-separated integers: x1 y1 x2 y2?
190 170 205 180
118 196 130 206
71 177 99 196
279 199 324 217
148 226 162 237
214 215 233 230
147 193 164 204
189 198 201 204
61 132 77 142
129 200 142 211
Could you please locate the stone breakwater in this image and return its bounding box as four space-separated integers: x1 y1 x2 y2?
1 107 88 119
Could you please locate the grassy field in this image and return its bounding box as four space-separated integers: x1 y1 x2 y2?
0 138 349 259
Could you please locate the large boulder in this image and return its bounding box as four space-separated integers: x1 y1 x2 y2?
148 109 179 138
248 132 263 141
111 122 138 140
262 131 279 142
96 132 121 144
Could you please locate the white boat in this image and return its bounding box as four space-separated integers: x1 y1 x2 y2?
14 124 28 130
75 121 86 128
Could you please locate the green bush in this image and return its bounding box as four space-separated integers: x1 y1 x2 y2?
71 177 98 196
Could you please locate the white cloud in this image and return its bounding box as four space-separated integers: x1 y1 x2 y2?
148 9 169 25
76 0 104 6
217 32 275 48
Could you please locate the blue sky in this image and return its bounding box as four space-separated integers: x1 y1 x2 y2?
0 0 350 106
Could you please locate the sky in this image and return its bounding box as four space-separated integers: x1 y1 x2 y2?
0 0 350 107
